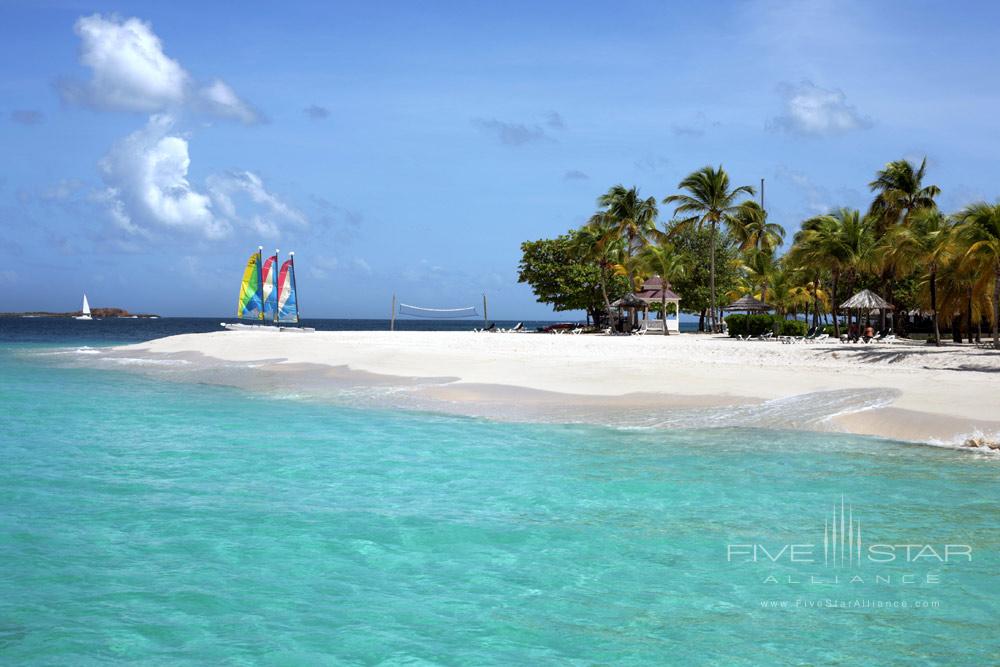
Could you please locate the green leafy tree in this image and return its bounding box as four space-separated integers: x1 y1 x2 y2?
956 202 1000 348
592 185 660 287
789 208 874 338
729 200 785 254
637 243 687 336
882 208 955 345
664 166 755 332
664 221 740 331
517 230 629 325
868 157 940 233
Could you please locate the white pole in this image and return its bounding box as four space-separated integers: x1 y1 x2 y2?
390 293 396 331
482 293 488 329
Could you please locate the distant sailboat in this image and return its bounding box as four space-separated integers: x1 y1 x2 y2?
75 294 93 320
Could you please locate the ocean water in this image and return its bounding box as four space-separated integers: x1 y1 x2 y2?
1 321 998 665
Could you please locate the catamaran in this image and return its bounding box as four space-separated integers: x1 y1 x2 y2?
223 247 311 331
75 294 92 320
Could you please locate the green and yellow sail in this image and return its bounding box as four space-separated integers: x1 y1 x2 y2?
237 249 265 319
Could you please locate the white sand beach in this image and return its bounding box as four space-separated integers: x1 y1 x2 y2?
116 330 1000 446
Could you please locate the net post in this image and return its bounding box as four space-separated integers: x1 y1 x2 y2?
390 293 396 331
482 293 488 329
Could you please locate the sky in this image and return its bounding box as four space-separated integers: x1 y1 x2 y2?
1 0 999 318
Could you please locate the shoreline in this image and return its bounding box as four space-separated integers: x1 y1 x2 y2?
107 330 1000 447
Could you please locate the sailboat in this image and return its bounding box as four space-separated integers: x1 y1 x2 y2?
222 247 312 331
276 252 312 331
75 294 93 320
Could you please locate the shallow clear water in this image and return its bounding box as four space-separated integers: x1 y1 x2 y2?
1 325 998 665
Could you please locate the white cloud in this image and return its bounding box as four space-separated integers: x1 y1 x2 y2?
207 171 307 236
64 14 188 112
61 14 259 123
98 114 223 237
197 80 260 125
768 80 872 136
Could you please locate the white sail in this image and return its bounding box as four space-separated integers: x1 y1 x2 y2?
75 293 93 320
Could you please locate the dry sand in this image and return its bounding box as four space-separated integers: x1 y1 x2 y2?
114 330 1000 445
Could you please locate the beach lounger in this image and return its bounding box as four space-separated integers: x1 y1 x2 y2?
571 327 583 335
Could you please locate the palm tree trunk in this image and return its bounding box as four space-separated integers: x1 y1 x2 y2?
966 288 974 344
993 268 1000 349
599 274 616 329
709 221 717 333
831 271 841 339
930 270 940 346
661 293 669 336
813 280 821 329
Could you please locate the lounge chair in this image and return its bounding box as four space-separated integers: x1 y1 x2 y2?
509 322 524 333
571 327 583 334
813 333 830 343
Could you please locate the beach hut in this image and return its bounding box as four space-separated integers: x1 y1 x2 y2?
839 289 894 332
611 277 682 333
611 292 646 331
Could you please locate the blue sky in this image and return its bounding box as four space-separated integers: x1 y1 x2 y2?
2 0 998 318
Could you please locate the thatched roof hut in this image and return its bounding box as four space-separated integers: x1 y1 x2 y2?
839 289 894 311
723 295 771 312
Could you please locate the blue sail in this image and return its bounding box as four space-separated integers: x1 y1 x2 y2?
277 256 299 323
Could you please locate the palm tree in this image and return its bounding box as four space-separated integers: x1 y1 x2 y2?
595 185 660 287
572 217 626 328
789 208 873 338
730 200 786 254
868 157 940 233
742 248 778 304
955 203 1000 349
882 208 955 345
664 166 755 332
637 243 687 335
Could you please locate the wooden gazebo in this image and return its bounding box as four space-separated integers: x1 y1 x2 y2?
611 277 681 332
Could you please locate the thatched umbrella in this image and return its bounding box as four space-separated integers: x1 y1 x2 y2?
839 289 894 332
723 295 772 335
724 295 771 313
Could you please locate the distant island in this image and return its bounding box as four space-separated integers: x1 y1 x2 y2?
0 308 159 318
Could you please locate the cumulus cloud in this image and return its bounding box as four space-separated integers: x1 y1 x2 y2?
564 169 589 181
10 110 44 125
96 115 300 239
545 111 565 129
61 14 188 111
768 80 872 136
60 14 259 123
304 104 330 120
98 114 221 237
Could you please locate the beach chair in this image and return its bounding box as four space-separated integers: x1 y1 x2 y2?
571 327 583 335
813 333 829 343
510 322 524 333
635 324 648 336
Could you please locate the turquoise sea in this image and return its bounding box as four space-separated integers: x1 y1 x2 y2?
1 320 998 665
